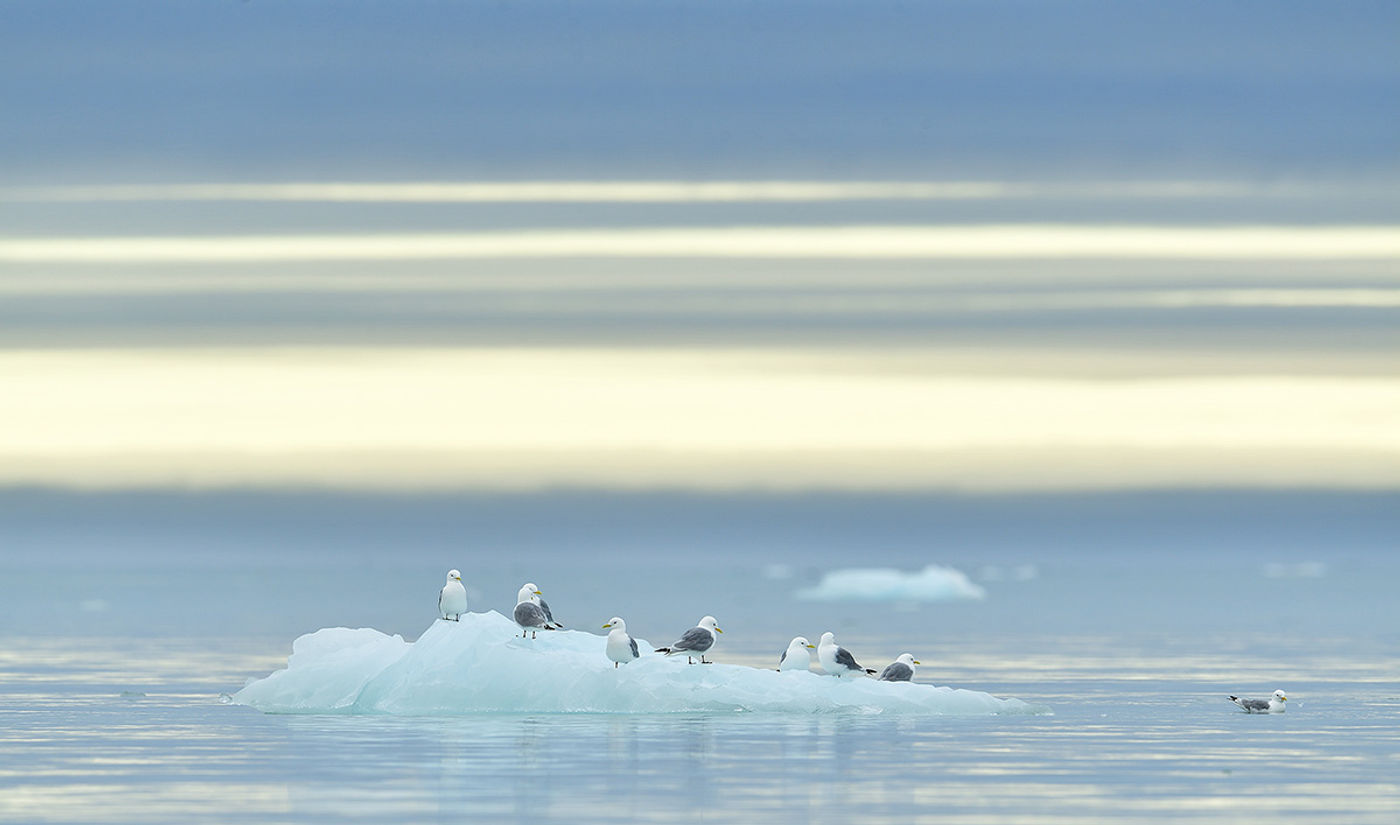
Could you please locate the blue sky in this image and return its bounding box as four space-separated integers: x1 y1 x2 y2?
3 1 1397 182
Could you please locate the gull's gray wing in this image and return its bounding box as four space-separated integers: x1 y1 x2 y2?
672 626 715 653
629 636 639 659
514 601 548 628
438 589 444 614
779 648 788 666
538 597 557 625
834 646 865 671
1241 698 1270 712
878 662 913 682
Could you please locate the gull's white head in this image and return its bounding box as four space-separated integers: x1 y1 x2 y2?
446 569 461 582
897 653 921 666
603 617 626 631
1273 690 1288 702
819 632 836 646
789 636 814 650
698 615 722 634
517 582 542 603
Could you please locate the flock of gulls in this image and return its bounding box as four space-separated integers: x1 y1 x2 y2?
437 570 924 681
438 569 1288 706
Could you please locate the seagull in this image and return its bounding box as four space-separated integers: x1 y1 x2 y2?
1230 689 1288 713
877 653 921 682
655 615 722 664
818 632 876 677
533 584 564 630
437 569 467 621
513 582 560 639
602 617 640 668
778 636 816 672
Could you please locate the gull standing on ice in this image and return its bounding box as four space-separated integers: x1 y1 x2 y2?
655 615 722 664
1229 689 1288 713
602 617 640 668
778 636 816 671
818 632 876 677
877 653 921 682
438 569 467 621
534 586 564 630
513 582 560 639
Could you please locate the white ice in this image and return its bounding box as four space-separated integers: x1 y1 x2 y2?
233 611 1039 716
796 564 986 602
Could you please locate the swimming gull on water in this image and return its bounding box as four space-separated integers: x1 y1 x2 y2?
1229 689 1288 713
655 615 722 664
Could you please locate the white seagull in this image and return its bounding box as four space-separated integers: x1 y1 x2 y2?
877 653 921 682
655 615 722 664
778 636 816 672
818 632 876 677
513 582 561 639
1230 689 1288 713
602 617 640 668
438 569 467 621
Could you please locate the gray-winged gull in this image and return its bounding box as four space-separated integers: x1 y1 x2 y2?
513 582 560 639
1230 689 1288 713
602 617 640 667
818 632 877 677
655 615 722 664
877 653 920 682
438 569 467 621
778 636 816 672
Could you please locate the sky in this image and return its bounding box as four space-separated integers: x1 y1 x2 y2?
1 1 1397 494
3 1 1397 183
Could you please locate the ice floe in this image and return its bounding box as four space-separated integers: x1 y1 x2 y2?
233 611 1040 716
795 564 986 602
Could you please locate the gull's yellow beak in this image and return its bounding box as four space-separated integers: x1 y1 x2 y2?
715 627 724 633
1280 695 1288 701
805 644 816 649
534 590 543 596
913 660 922 665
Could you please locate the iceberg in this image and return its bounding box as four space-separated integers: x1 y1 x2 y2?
796 564 987 602
233 611 1040 716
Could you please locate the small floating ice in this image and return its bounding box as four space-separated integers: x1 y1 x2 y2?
796 564 986 602
232 611 1041 716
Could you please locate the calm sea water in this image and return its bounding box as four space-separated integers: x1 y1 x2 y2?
3 490 1398 824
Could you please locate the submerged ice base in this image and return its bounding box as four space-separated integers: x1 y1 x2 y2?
234 611 1043 716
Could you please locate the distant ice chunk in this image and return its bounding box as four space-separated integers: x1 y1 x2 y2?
796 564 986 602
1263 561 1327 579
233 612 1039 716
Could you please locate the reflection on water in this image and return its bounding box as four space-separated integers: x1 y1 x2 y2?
3 636 1399 824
